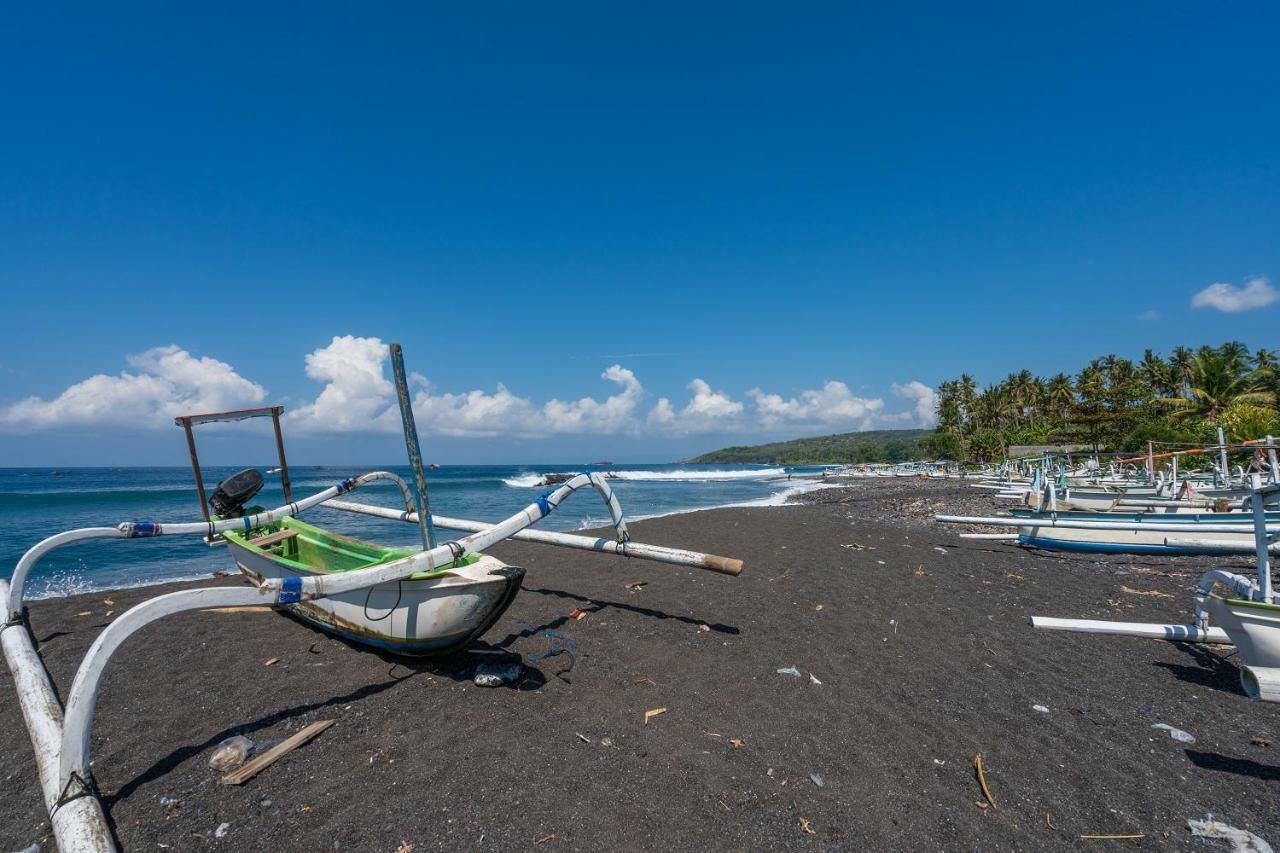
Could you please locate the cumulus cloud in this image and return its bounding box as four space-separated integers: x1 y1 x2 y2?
891 381 938 426
288 336 645 437
647 379 745 434
1191 276 1278 313
1 333 939 439
541 365 645 434
0 345 266 428
747 381 884 429
288 335 398 432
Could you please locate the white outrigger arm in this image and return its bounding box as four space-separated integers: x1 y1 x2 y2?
1030 481 1280 702
2 469 741 853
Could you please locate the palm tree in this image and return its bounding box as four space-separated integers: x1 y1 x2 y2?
1169 346 1193 393
1219 341 1251 374
1045 373 1075 422
1163 350 1270 421
1140 349 1173 396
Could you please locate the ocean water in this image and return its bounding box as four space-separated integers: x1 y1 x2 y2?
1 464 823 599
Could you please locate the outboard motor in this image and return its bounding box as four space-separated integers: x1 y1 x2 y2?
209 468 264 517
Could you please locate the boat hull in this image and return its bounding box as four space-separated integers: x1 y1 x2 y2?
1202 594 1280 670
225 533 523 655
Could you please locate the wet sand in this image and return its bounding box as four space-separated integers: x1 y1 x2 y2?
1 479 1277 851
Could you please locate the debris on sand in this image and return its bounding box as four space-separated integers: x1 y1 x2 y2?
644 707 667 724
1152 723 1196 744
777 665 802 677
798 817 816 835
809 772 825 788
974 754 997 810
1187 816 1273 852
474 662 524 687
1032 705 1050 714
208 735 254 771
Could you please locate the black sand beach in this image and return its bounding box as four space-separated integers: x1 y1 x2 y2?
2 480 1277 851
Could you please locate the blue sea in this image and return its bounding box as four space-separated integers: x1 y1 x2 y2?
1 464 824 599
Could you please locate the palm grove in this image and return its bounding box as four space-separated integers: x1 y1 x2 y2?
922 343 1279 462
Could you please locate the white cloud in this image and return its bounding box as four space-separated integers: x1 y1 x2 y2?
540 365 645 434
747 381 884 429
1191 276 1278 313
0 345 266 428
1137 309 1161 322
288 335 398 432
288 337 645 437
891 380 937 426
1 334 938 440
647 378 745 434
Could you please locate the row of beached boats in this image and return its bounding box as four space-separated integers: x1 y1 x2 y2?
0 344 744 853
937 439 1280 556
933 445 1280 709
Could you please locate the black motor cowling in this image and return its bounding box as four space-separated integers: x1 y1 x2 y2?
210 468 264 517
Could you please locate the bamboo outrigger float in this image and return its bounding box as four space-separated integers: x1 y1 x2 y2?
0 344 744 852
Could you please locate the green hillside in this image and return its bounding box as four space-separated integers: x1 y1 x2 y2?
687 429 931 465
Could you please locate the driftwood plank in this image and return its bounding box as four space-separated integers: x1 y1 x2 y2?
221 720 335 785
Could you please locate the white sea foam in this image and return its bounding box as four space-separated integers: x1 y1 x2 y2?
501 474 549 488
502 468 785 487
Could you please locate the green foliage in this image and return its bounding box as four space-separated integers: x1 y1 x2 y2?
688 429 931 465
933 342 1277 462
919 430 965 460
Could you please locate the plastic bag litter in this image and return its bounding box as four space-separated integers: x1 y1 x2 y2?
208 736 254 771
1187 816 1274 853
1152 723 1196 743
474 662 524 687
776 666 802 677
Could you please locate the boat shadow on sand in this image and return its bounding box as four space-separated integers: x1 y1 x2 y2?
1151 642 1244 696
99 588 737 818
501 585 740 638
1184 750 1280 781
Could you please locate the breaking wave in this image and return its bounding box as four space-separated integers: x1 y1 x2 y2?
501 468 785 487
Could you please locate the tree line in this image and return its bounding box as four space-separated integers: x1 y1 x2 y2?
922 342 1279 462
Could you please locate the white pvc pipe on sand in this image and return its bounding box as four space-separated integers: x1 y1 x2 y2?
1029 615 1230 643
0 579 115 853
324 499 743 575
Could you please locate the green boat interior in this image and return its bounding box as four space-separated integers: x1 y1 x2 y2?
221 514 475 580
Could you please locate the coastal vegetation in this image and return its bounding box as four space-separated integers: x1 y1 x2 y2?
687 429 929 465
927 342 1279 462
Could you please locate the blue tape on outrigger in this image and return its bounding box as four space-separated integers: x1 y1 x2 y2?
280 576 303 604
535 491 553 517
127 521 162 538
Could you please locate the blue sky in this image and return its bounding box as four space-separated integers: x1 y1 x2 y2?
1 3 1277 465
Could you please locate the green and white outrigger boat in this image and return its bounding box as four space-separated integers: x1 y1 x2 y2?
222 517 524 654
0 343 744 852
